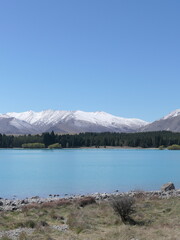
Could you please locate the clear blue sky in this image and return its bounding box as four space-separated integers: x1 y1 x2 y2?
0 0 180 122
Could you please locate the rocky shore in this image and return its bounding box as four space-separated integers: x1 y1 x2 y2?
0 182 179 212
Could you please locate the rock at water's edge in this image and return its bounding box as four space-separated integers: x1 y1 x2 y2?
161 182 175 192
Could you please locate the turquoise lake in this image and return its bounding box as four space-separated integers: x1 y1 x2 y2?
0 149 180 199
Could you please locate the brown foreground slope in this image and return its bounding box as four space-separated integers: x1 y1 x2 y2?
0 190 180 240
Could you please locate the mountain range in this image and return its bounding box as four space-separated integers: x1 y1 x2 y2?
140 109 180 132
0 109 179 134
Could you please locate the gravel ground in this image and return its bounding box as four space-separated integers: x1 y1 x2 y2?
0 228 34 240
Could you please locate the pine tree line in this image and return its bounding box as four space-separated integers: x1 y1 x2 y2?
0 131 180 148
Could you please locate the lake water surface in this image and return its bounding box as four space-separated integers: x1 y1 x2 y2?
0 149 180 199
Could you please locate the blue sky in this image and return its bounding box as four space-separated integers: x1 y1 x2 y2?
0 0 180 122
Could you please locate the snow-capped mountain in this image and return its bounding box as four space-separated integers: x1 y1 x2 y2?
3 108 180 135
140 109 180 132
0 114 37 134
0 110 149 134
162 109 180 120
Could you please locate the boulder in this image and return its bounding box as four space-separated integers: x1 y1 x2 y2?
31 196 39 199
161 182 175 192
21 199 28 204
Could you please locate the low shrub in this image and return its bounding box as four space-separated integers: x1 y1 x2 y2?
16 219 37 228
159 145 165 150
41 199 72 208
24 220 37 228
48 143 62 149
37 220 49 227
167 144 180 150
110 195 136 225
22 203 40 211
22 143 45 149
50 210 64 221
55 199 72 206
77 197 96 207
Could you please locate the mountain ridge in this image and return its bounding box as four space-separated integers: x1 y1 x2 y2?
1 109 180 134
0 109 148 134
140 109 180 132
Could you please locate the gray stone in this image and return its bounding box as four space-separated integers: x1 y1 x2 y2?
161 182 175 192
21 199 28 204
31 196 39 199
51 224 69 231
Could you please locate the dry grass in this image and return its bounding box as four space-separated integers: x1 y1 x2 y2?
0 196 180 240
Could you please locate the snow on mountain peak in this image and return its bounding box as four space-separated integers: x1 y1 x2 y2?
0 114 11 119
3 109 149 134
162 109 180 120
2 108 180 134
65 110 149 128
6 110 149 125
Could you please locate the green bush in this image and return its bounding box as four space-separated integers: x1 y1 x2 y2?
22 143 45 149
24 219 37 228
48 143 62 149
159 145 165 150
167 144 180 150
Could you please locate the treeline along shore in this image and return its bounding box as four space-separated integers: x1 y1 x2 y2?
1 131 180 148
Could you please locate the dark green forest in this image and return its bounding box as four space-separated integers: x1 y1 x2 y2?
0 131 180 148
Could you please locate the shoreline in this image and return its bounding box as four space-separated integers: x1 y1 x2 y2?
76 146 158 150
1 188 180 212
0 146 159 150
